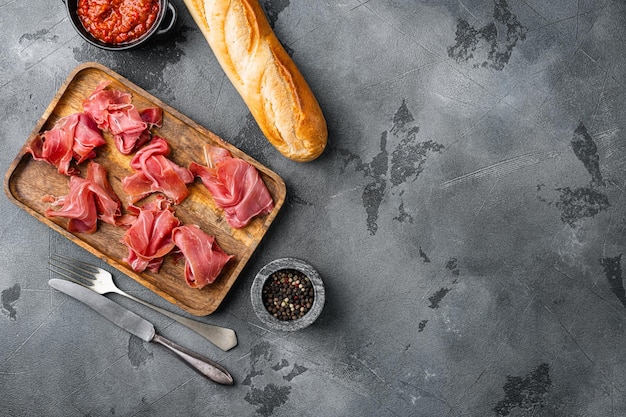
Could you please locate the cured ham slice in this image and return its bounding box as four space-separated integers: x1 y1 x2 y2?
82 81 132 129
109 107 151 154
44 162 122 233
140 107 163 129
189 144 274 228
27 113 105 175
86 161 122 226
121 198 180 273
172 225 233 288
122 136 194 204
83 81 160 154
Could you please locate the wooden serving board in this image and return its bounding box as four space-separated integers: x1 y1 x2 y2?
4 62 286 316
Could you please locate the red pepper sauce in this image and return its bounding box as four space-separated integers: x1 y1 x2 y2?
77 0 160 45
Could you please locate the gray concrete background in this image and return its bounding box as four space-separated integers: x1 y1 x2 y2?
2 0 626 416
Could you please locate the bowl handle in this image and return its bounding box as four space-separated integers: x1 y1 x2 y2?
156 2 177 36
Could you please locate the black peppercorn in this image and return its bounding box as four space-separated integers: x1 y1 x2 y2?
262 269 314 321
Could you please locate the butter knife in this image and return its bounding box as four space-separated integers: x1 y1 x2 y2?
48 278 234 385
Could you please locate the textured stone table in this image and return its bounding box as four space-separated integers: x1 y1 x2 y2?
1 0 626 416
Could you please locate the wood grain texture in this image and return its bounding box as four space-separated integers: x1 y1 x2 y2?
4 62 286 316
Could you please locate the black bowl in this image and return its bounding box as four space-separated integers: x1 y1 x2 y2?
63 0 177 51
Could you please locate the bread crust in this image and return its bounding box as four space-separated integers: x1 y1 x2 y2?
184 0 327 162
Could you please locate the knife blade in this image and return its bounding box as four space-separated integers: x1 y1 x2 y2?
48 278 234 385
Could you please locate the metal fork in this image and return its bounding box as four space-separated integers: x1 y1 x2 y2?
48 254 237 351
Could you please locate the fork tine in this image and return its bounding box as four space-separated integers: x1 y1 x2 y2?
50 254 102 274
48 260 95 281
48 263 95 288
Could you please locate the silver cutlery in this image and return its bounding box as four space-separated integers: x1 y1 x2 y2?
48 278 234 385
48 254 237 351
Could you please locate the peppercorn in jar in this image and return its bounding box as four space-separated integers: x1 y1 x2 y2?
261 269 314 321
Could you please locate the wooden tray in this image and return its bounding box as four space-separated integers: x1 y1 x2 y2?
4 62 286 316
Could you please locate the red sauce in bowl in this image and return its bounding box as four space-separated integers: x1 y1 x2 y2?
77 0 160 45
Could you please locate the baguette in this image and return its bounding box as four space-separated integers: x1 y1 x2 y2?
183 0 328 162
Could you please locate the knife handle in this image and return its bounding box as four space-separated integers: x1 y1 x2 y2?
152 333 234 385
120 291 238 351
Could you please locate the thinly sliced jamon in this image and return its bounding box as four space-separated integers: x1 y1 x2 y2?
27 112 105 175
121 198 180 273
108 106 151 154
44 161 122 233
122 136 194 204
140 107 163 129
82 81 132 129
83 81 161 154
172 225 233 289
86 161 122 225
189 144 274 228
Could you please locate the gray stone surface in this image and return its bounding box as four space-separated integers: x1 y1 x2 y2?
1 0 626 416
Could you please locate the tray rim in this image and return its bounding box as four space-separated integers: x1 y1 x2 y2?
3 61 287 316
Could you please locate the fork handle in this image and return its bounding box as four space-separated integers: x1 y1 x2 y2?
118 291 238 351
152 333 234 385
